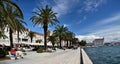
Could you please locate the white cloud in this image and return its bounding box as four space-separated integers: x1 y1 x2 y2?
85 13 120 42
96 13 120 26
84 13 120 31
82 0 106 12
90 25 120 35
83 16 87 20
89 25 120 42
77 12 120 42
76 35 102 43
76 0 106 25
35 0 49 8
84 13 120 29
76 20 82 24
53 0 79 17
76 26 120 42
63 24 69 27
76 16 87 24
34 0 79 17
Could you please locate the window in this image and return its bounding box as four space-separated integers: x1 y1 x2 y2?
22 39 28 42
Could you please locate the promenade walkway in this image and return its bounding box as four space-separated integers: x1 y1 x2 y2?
0 48 80 64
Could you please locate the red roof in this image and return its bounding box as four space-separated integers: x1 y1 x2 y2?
25 28 29 31
25 28 44 36
34 32 44 36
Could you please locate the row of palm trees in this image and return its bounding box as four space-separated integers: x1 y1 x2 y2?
0 0 79 50
48 25 79 49
30 5 79 49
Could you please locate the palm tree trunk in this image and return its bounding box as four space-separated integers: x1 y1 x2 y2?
52 43 55 49
70 40 72 47
9 28 13 48
17 30 19 43
67 40 68 47
44 26 47 50
59 37 62 48
31 37 33 43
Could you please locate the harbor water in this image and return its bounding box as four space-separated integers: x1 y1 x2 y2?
84 46 120 64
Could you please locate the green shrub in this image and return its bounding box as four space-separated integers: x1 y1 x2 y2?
36 47 53 53
0 48 6 58
79 40 87 46
36 47 45 53
37 49 43 53
23 52 27 55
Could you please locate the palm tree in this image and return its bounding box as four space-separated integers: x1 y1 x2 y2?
0 31 7 39
0 0 24 30
54 25 68 48
64 31 75 47
0 12 6 32
72 37 79 45
48 35 57 49
16 20 27 43
0 1 25 47
27 31 35 43
0 20 7 39
0 0 23 15
30 5 59 50
0 0 23 29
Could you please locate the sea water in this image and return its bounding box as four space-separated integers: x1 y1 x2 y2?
84 46 120 64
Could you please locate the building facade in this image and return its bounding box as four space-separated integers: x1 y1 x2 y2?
0 28 53 46
93 38 104 47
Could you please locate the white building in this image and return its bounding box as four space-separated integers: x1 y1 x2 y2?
0 28 52 46
93 38 104 47
13 28 31 44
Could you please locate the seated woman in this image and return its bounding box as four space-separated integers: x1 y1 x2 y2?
10 48 17 59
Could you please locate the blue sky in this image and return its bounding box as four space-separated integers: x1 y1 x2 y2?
16 0 120 42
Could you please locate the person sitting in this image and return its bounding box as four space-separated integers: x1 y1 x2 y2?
10 48 17 59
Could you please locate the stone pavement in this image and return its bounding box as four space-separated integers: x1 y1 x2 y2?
0 48 80 64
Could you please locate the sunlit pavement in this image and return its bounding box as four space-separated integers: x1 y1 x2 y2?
0 48 80 64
